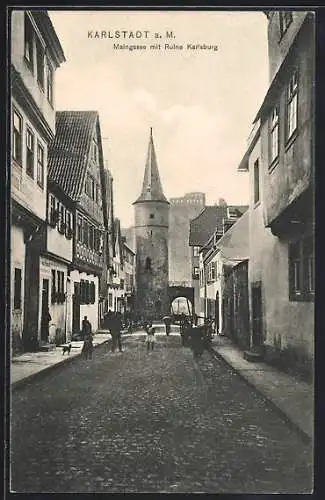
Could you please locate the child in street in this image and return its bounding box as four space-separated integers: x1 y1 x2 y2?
146 323 156 353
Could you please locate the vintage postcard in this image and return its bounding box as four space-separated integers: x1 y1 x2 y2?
8 8 314 494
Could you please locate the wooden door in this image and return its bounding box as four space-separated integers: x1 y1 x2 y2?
40 279 49 342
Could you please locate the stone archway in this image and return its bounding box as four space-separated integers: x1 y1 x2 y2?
171 296 193 316
168 286 194 319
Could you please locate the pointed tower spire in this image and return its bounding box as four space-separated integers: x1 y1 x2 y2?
134 128 169 204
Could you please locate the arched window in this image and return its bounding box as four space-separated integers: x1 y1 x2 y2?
145 257 152 270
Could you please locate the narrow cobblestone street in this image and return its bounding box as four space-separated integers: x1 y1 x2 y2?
11 334 313 494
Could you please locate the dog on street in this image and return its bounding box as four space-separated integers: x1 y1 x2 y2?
62 343 72 355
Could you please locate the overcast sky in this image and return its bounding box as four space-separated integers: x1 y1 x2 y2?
49 10 269 228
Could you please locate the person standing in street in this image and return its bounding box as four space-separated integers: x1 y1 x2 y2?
81 316 93 359
163 315 171 336
111 312 123 353
146 323 156 353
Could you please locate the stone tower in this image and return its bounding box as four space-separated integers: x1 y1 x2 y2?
133 129 170 321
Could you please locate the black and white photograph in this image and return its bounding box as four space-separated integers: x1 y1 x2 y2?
8 7 314 494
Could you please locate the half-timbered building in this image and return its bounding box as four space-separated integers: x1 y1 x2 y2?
48 111 108 335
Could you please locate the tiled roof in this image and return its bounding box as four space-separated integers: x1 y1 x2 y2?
134 128 169 204
48 111 98 201
189 205 247 246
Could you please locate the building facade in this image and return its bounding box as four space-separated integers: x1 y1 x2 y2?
11 10 65 353
100 167 115 325
122 239 135 320
48 111 108 335
238 11 315 376
169 192 205 286
199 211 249 340
107 218 124 314
41 182 73 345
133 129 170 320
189 201 248 316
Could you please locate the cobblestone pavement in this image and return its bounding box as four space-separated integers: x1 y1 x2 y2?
10 334 313 494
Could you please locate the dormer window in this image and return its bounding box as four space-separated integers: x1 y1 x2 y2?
279 11 293 37
193 246 200 257
227 207 238 219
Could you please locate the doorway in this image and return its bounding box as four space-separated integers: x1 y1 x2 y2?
40 279 49 342
252 282 263 347
72 282 81 334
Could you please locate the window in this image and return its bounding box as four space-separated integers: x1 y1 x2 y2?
149 213 154 219
200 269 204 287
24 13 34 70
47 62 53 105
26 128 35 178
58 204 66 234
193 266 199 279
95 184 99 203
13 268 22 310
57 271 61 294
66 211 72 238
193 246 200 257
108 293 113 308
289 235 314 301
94 228 98 251
36 38 44 89
279 11 293 36
85 173 97 199
48 193 56 224
270 106 279 164
12 109 22 164
79 280 94 305
207 262 216 282
89 225 94 250
287 71 298 140
51 269 56 303
83 220 89 246
37 142 44 188
145 257 152 270
99 231 104 254
51 270 65 304
77 215 82 242
254 159 260 204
